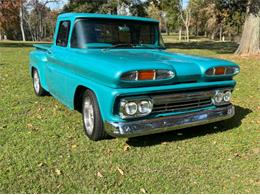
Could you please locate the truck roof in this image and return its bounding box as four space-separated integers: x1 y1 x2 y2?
58 13 159 23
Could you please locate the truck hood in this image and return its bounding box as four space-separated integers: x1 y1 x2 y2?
74 49 238 88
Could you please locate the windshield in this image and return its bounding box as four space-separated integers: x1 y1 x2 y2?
71 18 165 49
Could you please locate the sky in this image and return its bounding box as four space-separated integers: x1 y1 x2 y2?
48 0 189 10
183 0 189 8
47 0 68 10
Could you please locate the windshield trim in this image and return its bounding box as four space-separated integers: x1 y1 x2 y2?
70 18 165 50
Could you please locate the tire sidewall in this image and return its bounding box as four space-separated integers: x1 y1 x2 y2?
82 90 106 141
32 69 45 96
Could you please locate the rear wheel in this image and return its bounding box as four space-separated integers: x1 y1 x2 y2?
32 69 47 96
82 90 108 141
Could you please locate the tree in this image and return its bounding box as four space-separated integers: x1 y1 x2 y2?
63 0 148 16
179 0 191 42
235 0 260 55
25 0 59 41
0 0 26 41
213 0 259 54
0 0 20 40
147 1 167 33
148 0 180 36
19 0 26 41
128 0 148 17
0 0 59 41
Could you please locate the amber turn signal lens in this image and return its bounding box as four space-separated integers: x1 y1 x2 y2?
205 66 240 76
215 67 225 75
121 70 174 81
138 70 155 80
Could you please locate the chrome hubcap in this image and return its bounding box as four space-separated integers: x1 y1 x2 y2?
83 97 94 135
33 71 40 93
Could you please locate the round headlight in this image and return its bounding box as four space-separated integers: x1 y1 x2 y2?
124 102 138 115
214 92 224 104
223 91 232 102
138 100 153 114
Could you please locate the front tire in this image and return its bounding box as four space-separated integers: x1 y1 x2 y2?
32 69 47 96
82 90 108 141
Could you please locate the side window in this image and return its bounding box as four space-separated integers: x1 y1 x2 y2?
56 21 70 47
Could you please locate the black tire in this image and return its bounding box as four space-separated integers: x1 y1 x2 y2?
82 90 108 141
32 68 47 96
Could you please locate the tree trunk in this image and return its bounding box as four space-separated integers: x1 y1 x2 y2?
219 24 223 41
228 32 232 41
237 25 240 35
165 20 170 36
185 24 189 42
19 0 26 41
166 26 170 36
39 10 43 40
195 15 198 37
204 31 207 37
211 32 215 40
25 19 35 41
235 2 260 55
179 27 182 41
196 20 198 37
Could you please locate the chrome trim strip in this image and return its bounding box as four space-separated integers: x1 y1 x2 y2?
104 105 235 138
151 90 215 104
152 102 213 114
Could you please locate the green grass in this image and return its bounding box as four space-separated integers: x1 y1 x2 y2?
0 39 259 193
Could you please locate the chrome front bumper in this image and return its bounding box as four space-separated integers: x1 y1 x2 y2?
104 105 235 138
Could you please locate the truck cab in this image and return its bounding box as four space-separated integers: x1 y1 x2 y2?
29 13 239 140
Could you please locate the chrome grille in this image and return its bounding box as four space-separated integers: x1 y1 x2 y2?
151 90 215 114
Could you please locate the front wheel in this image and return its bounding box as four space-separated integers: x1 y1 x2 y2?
32 69 47 96
82 90 108 141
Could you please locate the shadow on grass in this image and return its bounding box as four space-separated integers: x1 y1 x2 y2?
165 41 238 54
126 105 252 147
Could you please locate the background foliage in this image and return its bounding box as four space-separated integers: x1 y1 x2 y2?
0 0 252 41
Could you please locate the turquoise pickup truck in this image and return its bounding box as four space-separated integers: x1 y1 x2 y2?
29 13 240 141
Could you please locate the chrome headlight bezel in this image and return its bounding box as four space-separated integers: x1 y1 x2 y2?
212 90 232 106
119 97 153 119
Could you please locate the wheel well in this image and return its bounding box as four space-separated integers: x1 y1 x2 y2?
31 67 36 77
74 86 88 112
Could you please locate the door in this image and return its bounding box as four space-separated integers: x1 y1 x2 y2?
46 20 72 105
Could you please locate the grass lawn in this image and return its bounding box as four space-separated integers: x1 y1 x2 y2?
0 39 259 193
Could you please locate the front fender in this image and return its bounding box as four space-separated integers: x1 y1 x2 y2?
29 50 49 91
66 74 117 122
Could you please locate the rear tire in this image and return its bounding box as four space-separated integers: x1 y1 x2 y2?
32 69 47 96
82 90 108 141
